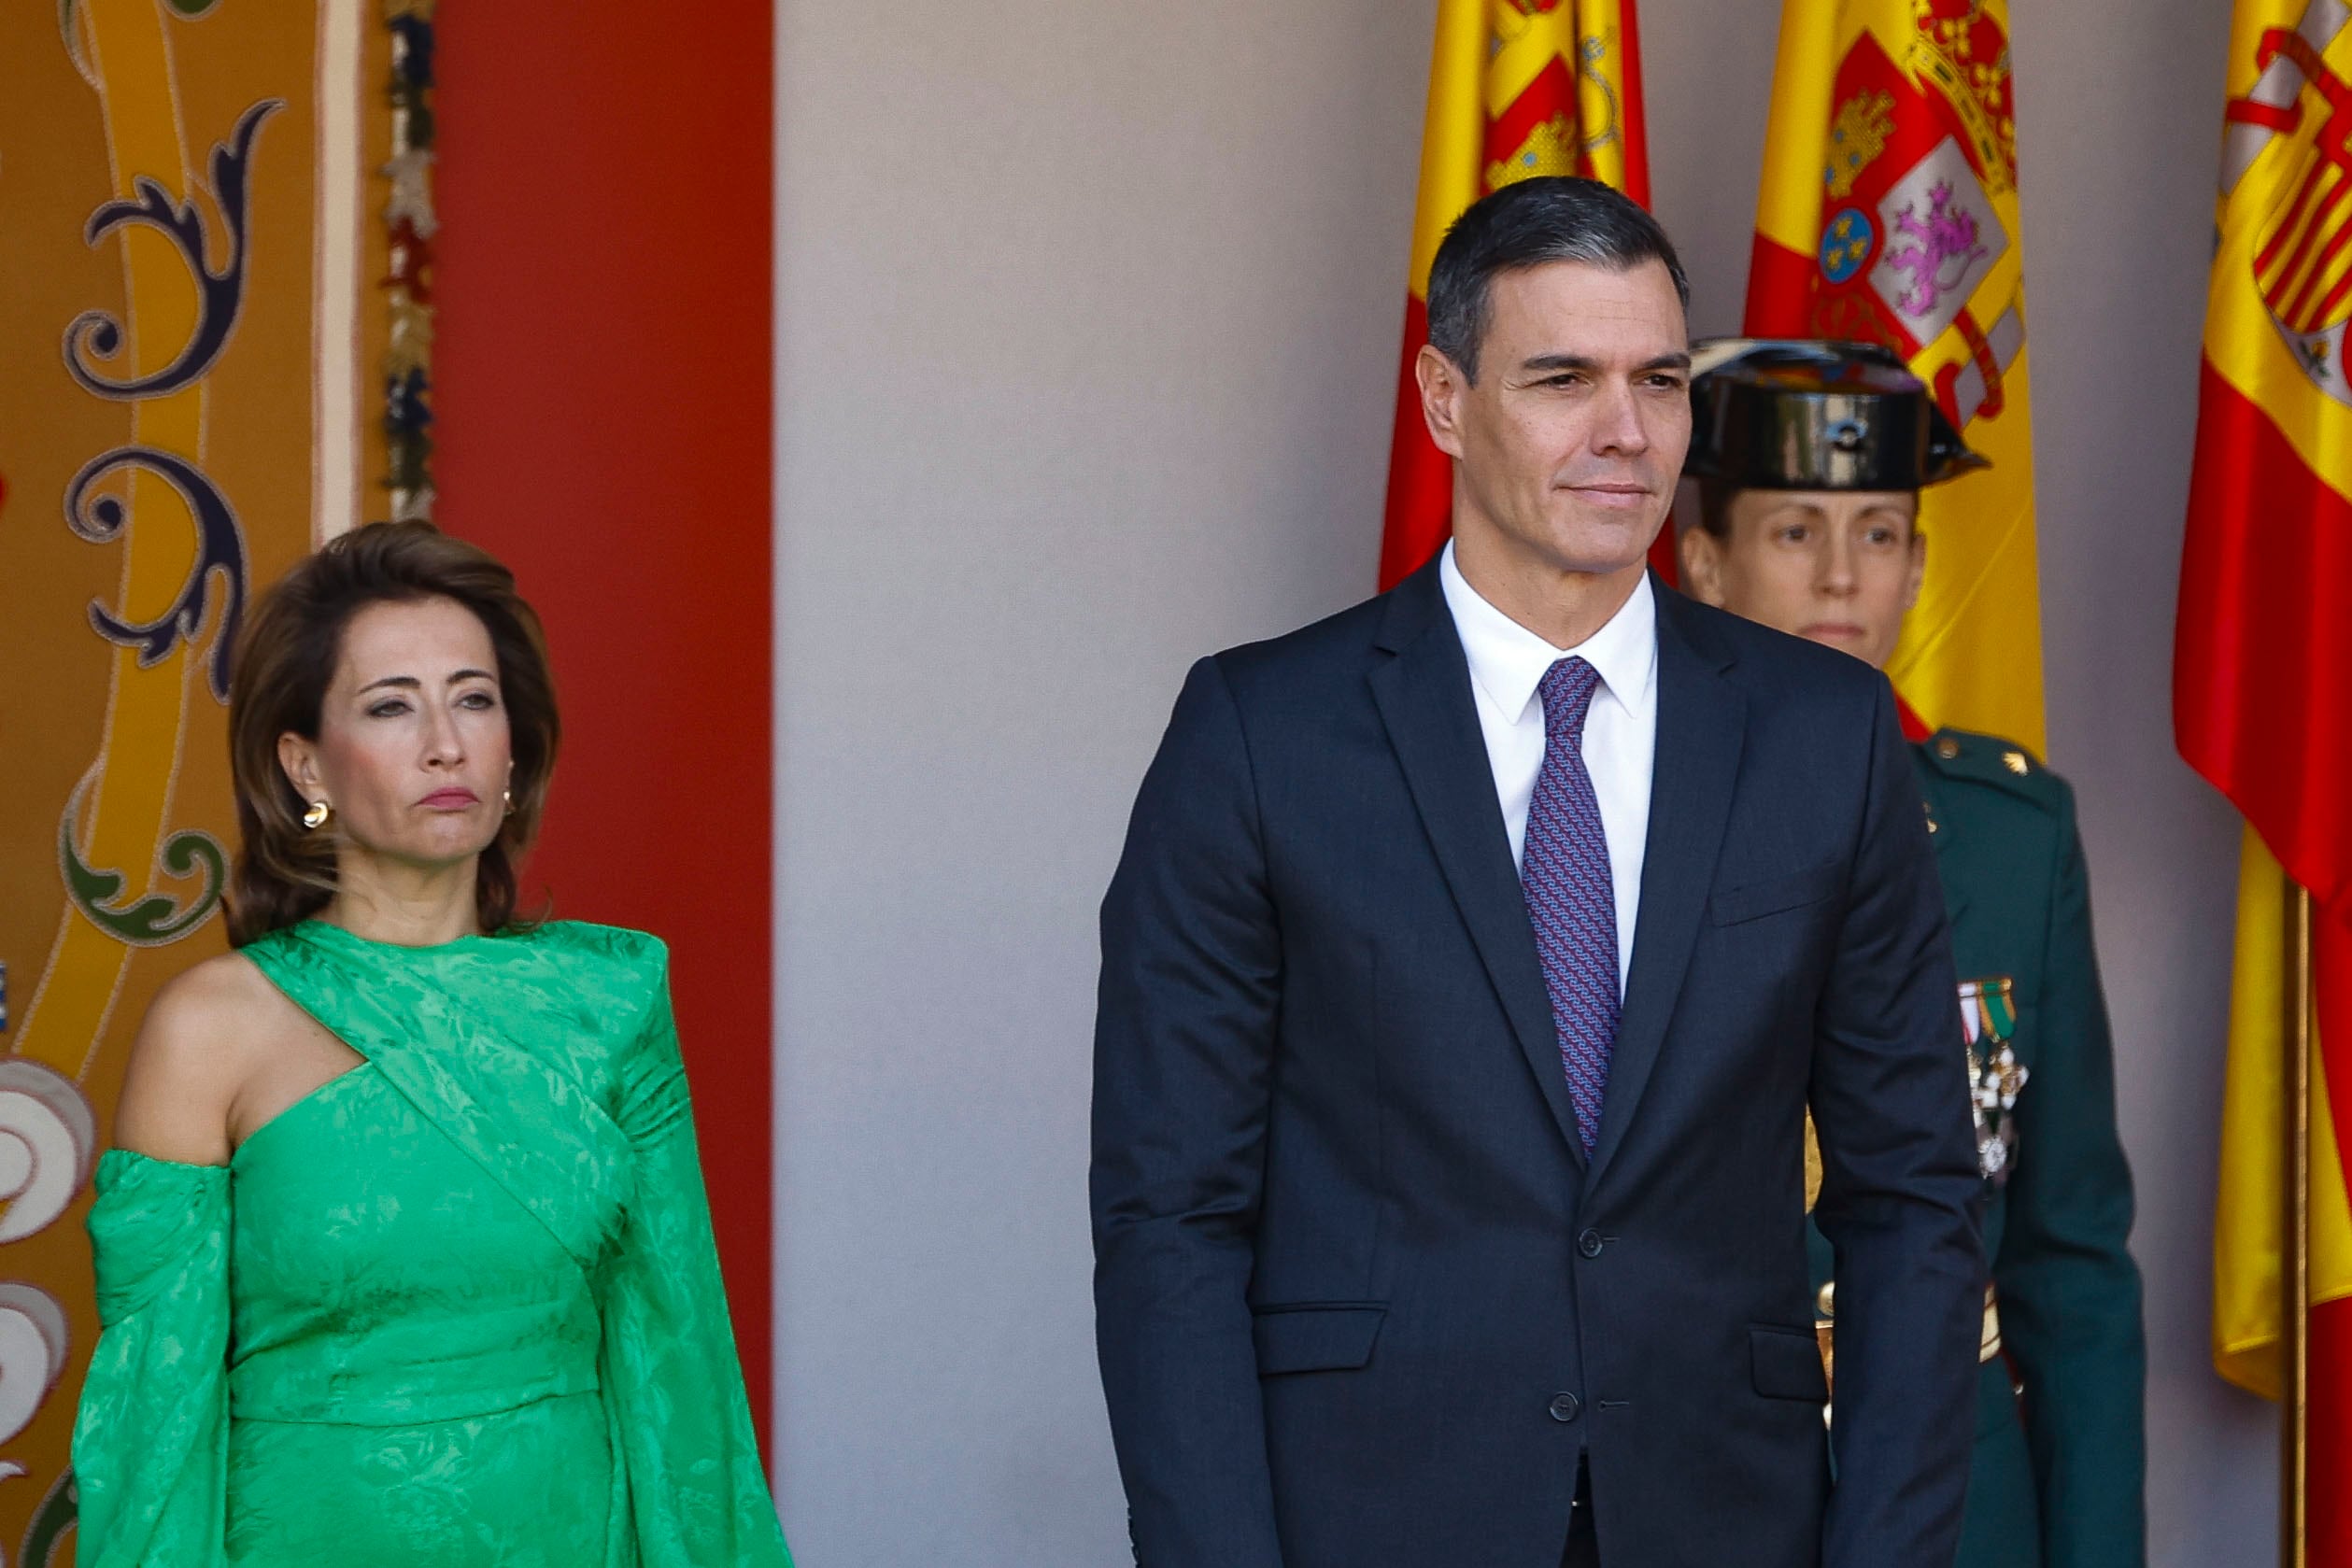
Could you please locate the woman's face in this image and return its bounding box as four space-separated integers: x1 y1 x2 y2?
280 596 514 872
1678 487 1926 671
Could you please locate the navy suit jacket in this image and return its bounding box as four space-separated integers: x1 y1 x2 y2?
1091 562 1985 1568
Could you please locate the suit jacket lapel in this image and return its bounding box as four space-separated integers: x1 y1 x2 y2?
1369 563 1587 1160
1588 586 1745 1187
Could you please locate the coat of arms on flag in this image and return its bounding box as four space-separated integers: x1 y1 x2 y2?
1792 14 2021 427
2230 2 2352 406
1746 0 2046 753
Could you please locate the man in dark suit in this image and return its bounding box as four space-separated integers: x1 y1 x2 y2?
1090 177 1985 1568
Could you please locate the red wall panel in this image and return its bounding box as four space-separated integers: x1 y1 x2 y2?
431 1 774 1443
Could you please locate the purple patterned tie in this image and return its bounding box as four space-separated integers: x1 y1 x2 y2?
1522 657 1620 1153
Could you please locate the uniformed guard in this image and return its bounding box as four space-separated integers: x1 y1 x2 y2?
1677 339 2147 1568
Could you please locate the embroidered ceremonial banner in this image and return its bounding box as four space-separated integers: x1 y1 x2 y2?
1377 0 1652 591
1744 0 2044 752
0 2 399 1552
2183 4 2352 1557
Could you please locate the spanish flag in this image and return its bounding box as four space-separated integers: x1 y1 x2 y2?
1378 0 1651 591
1743 0 2045 752
2184 4 2352 1555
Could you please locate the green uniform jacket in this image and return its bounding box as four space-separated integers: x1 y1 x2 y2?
1808 729 2146 1568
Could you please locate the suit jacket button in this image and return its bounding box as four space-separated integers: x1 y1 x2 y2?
1549 1391 1581 1422
1578 1228 1606 1258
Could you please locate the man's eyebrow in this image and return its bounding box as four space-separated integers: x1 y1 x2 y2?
1515 351 1693 374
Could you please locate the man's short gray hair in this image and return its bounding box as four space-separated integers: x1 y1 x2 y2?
1425 177 1692 384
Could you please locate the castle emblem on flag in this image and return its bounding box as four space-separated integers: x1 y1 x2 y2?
1488 116 1579 188
2230 6 2352 406
1826 90 1896 200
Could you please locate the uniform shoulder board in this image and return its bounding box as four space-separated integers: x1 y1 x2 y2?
1919 727 2066 809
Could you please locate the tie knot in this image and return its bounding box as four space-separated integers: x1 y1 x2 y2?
1538 657 1603 737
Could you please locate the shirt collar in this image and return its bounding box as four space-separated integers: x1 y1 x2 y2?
1438 539 1658 726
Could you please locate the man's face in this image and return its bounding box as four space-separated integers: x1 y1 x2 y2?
1417 259 1692 580
1678 487 1927 670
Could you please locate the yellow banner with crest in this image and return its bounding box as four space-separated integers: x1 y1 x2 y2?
0 1 405 1552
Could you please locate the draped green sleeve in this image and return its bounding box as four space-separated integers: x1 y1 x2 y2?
602 954 793 1567
72 1150 231 1568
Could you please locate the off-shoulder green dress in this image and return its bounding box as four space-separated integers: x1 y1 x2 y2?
71 919 794 1568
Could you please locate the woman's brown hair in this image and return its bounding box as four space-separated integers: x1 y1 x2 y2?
224 521 560 946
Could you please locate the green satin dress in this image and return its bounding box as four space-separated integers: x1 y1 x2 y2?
71 919 794 1568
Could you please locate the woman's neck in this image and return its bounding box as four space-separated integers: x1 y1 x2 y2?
321 853 483 946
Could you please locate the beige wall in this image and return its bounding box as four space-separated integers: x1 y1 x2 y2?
772 2 2273 1561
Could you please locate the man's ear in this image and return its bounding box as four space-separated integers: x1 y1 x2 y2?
1414 344 1468 460
1679 524 1729 608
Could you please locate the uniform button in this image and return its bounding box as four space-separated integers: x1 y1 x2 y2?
1549 1391 1581 1422
1578 1228 1605 1258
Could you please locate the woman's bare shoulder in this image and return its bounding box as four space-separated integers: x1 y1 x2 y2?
114 952 277 1165
143 951 282 1044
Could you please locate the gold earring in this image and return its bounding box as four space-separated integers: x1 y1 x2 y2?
502 787 515 817
302 799 333 831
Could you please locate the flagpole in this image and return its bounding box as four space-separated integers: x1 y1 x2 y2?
2288 881 2314 1568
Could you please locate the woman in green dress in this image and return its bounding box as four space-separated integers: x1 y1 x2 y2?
72 521 794 1568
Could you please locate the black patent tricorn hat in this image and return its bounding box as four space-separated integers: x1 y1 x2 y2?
1684 338 1988 491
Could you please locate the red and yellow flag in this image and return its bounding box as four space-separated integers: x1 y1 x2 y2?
2182 4 2352 1554
1744 0 2044 751
1378 0 1651 591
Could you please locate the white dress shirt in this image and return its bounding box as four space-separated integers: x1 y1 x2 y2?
1438 541 1657 991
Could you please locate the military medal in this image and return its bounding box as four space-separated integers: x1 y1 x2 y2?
1961 977 2026 1184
